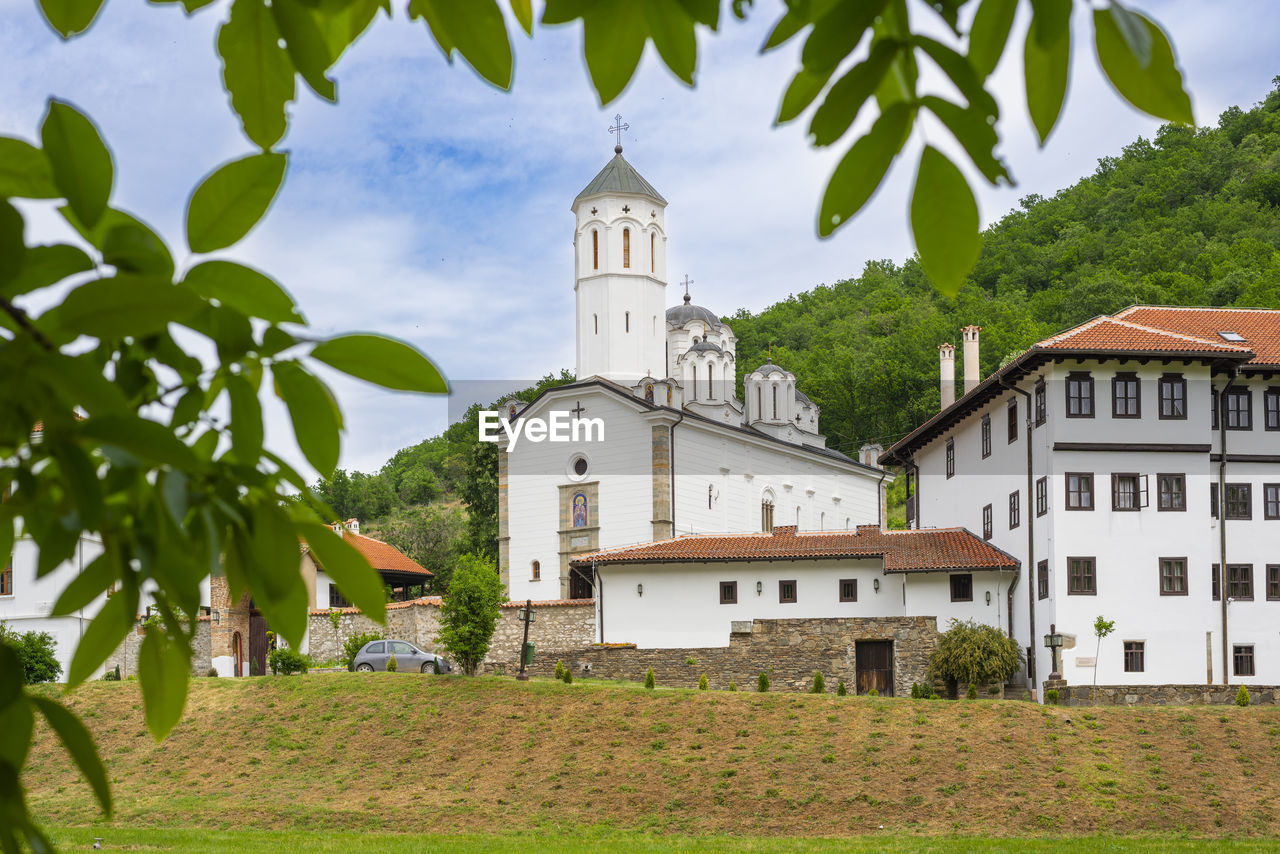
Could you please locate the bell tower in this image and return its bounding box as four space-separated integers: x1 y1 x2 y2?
572 116 668 384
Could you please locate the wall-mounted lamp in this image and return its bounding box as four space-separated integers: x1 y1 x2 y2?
756 581 763 595
636 583 643 597
873 578 880 593
985 590 991 606
212 609 221 624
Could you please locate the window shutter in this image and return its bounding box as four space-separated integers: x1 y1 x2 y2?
1139 475 1149 509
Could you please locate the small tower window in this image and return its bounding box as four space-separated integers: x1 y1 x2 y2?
625 311 630 333
772 386 778 420
692 365 698 400
707 363 713 398
593 313 598 335
622 228 630 268
531 560 540 581
592 230 598 270
650 232 655 273
756 386 762 420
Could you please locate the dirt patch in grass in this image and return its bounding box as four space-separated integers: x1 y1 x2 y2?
25 675 1280 838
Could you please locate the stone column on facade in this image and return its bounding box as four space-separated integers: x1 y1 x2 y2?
650 425 673 540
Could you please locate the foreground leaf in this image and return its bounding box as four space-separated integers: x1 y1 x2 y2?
968 0 1017 79
1024 0 1071 145
0 138 59 199
40 99 113 229
1 244 94 298
270 0 336 100
219 0 296 150
911 145 980 297
411 0 513 89
43 276 204 340
273 361 342 477
0 200 25 287
1093 7 1193 125
296 520 386 621
182 260 302 324
580 1 647 105
37 0 106 37
310 333 449 393
138 629 190 739
818 102 912 237
65 589 136 687
186 152 287 253
808 39 899 146
30 696 112 815
642 0 697 85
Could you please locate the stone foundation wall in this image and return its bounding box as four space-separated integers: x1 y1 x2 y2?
105 620 211 678
504 616 939 695
1057 684 1280 706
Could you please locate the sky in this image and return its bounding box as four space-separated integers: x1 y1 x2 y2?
1 0 1277 476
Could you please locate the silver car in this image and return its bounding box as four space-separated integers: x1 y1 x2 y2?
352 639 451 674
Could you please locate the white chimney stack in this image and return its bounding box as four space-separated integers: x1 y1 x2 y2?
962 325 981 395
859 442 884 469
938 343 956 408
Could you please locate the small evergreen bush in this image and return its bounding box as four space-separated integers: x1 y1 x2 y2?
966 682 977 699
644 667 655 689
101 666 121 681
386 654 398 672
698 673 708 690
1044 688 1060 705
1236 685 1251 707
811 671 825 694
867 688 879 697
562 667 572 684
267 647 311 676
555 659 566 680
988 684 1001 695
728 680 738 691
910 682 920 699
836 680 847 697
757 672 769 692
205 667 217 678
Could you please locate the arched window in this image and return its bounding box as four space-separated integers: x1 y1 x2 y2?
707 363 713 399
622 228 630 268
772 386 778 420
531 560 541 581
845 517 851 529
761 494 775 532
592 230 598 270
756 386 762 420
650 232 655 272
691 365 698 400
820 511 825 531
593 313 598 335
708 484 714 509
625 311 630 332
795 506 801 526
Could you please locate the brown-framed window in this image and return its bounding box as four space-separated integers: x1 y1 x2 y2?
1267 565 1280 601
779 580 797 604
1068 557 1096 595
1037 559 1049 600
1112 372 1140 418
591 229 599 269
1007 397 1018 443
1159 557 1187 596
839 578 857 602
1225 483 1252 519
1233 645 1255 677
1264 483 1279 520
1266 388 1280 431
950 573 973 602
329 584 351 608
1066 473 1094 510
945 438 955 479
1212 563 1220 601
1224 388 1251 430
1158 374 1186 419
650 232 655 273
1228 564 1253 600
982 504 992 540
1009 490 1020 530
1036 476 1048 517
1111 473 1142 511
719 581 738 605
980 414 991 458
1210 482 1219 519
1123 641 1145 673
1157 473 1186 512
1034 378 1046 426
1066 372 1094 418
1 561 13 596
622 227 631 268
531 560 541 581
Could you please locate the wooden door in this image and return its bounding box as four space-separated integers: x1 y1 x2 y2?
855 641 894 697
249 613 268 677
568 567 594 600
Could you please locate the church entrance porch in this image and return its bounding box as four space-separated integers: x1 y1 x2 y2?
855 640 894 696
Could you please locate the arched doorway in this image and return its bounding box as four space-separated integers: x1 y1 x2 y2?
232 631 244 677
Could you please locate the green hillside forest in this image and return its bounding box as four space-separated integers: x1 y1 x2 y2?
316 78 1280 584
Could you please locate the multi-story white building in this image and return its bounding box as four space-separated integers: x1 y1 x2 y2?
881 308 1280 695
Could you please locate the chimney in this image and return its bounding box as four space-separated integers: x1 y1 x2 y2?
345 518 360 535
962 325 981 395
938 343 956 408
859 442 883 469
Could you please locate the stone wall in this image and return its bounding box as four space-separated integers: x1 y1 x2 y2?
507 616 939 695
106 619 211 678
1057 684 1280 706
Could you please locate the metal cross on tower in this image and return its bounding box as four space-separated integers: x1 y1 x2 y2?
680 274 693 298
609 113 629 152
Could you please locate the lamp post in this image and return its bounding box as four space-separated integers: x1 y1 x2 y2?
516 599 536 682
1043 623 1064 681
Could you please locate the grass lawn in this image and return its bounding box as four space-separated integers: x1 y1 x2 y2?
26 674 1280 842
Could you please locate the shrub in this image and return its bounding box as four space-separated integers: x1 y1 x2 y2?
1044 689 1060 705
328 608 342 631
966 682 978 699
267 647 311 676
914 682 938 700
811 671 825 694
562 667 573 684
0 624 62 684
836 680 847 697
698 673 708 690
988 684 1001 695
644 667 655 689
205 668 217 678
757 672 769 693
928 618 1024 691
102 666 121 682
437 553 506 676
685 657 697 666
728 680 738 692
342 631 382 671
555 659 566 680
867 688 879 697
1236 685 1251 707
386 654 398 673
910 682 920 699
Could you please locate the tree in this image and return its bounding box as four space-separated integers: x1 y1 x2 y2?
1092 615 1116 689
436 553 505 676
0 624 62 684
928 619 1024 693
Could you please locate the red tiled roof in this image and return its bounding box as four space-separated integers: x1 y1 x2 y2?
309 596 593 615
338 531 433 577
1113 306 1280 367
1034 315 1251 356
572 525 1018 573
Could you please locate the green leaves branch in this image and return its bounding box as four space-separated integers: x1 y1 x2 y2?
0 98 448 852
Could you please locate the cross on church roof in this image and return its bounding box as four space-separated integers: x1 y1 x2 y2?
680 274 693 304
570 401 587 418
609 113 629 154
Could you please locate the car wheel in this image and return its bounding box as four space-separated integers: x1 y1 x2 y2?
420 662 432 674
356 663 374 672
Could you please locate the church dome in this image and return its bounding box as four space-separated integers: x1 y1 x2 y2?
794 388 813 406
667 293 722 328
574 149 667 206
751 360 788 377
689 337 723 354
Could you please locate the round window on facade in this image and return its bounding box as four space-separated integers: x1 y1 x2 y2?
567 454 590 480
